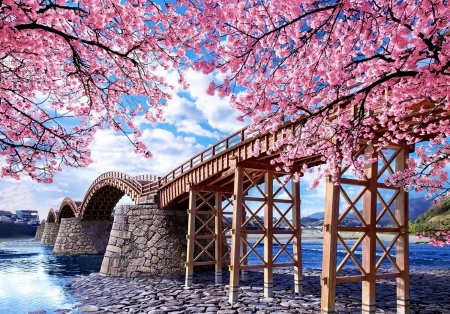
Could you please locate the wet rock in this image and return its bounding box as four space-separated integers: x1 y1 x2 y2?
77 304 99 312
60 268 450 314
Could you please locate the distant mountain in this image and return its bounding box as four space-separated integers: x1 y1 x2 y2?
409 197 433 221
304 197 431 227
308 212 325 219
410 198 450 233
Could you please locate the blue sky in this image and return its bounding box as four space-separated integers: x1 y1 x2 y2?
0 63 430 221
0 66 332 221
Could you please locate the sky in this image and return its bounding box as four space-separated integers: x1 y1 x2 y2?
0 66 329 221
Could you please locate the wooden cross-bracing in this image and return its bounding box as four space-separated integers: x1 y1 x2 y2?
228 168 302 302
48 99 445 313
183 166 303 303
185 189 233 286
321 143 410 313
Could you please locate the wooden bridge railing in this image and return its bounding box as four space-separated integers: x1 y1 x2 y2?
142 127 256 195
89 171 143 195
133 174 159 182
142 99 439 199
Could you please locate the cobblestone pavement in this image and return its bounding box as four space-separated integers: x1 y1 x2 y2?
61 268 450 314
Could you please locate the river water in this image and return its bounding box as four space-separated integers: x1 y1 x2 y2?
0 238 103 313
1 238 449 313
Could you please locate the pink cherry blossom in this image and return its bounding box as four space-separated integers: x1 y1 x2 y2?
0 0 183 180
172 1 450 243
4 2 450 250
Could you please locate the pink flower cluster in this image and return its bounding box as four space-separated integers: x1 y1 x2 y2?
175 0 450 200
0 0 185 181
4 0 450 200
418 230 450 247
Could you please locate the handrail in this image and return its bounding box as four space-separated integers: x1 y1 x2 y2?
57 197 80 222
89 171 143 194
58 197 80 213
133 174 159 182
157 127 252 188
145 104 373 194
82 172 144 208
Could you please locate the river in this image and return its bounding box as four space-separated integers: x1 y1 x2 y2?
1 237 449 313
0 238 103 313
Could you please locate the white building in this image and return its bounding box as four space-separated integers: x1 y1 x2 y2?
16 210 40 225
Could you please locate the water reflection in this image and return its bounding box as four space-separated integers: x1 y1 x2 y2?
0 238 102 313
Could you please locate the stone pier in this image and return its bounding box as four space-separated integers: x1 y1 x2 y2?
53 217 112 255
35 221 46 240
100 205 188 277
41 222 60 245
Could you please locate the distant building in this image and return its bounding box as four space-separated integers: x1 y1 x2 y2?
0 210 13 218
16 210 40 225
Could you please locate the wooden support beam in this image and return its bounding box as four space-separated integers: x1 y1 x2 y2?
395 145 410 314
185 189 196 287
362 145 377 314
236 160 303 174
188 184 233 194
292 179 303 294
240 201 248 282
321 175 340 314
229 167 243 303
215 192 223 284
264 172 274 298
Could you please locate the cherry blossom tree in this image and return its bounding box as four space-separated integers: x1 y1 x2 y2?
171 0 450 243
3 0 450 199
3 0 450 244
0 0 185 181
174 1 450 197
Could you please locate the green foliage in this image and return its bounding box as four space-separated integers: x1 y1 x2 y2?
411 199 450 234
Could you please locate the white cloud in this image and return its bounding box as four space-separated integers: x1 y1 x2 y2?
299 170 327 217
175 119 220 138
183 68 245 133
0 66 250 222
0 182 68 221
152 66 247 135
0 126 208 220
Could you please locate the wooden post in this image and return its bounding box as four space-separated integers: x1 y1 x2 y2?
229 166 243 303
264 172 274 298
185 189 196 287
240 200 248 281
321 175 340 313
292 179 303 294
215 192 223 284
396 145 410 313
362 146 377 314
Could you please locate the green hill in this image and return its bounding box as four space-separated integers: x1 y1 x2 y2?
410 198 450 234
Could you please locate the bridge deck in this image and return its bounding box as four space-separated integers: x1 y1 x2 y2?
141 98 443 210
47 97 448 314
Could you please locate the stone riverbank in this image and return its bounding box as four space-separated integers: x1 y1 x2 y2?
64 267 450 314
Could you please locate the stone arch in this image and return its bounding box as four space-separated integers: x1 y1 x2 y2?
57 197 81 224
79 172 143 221
46 208 57 223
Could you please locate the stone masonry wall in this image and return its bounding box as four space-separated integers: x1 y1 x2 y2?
35 222 45 240
41 222 60 245
53 217 112 255
100 205 188 277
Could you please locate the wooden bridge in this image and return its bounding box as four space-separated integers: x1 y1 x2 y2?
42 99 446 314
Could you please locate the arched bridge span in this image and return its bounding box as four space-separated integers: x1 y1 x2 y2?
57 197 81 224
46 208 58 223
79 172 158 221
